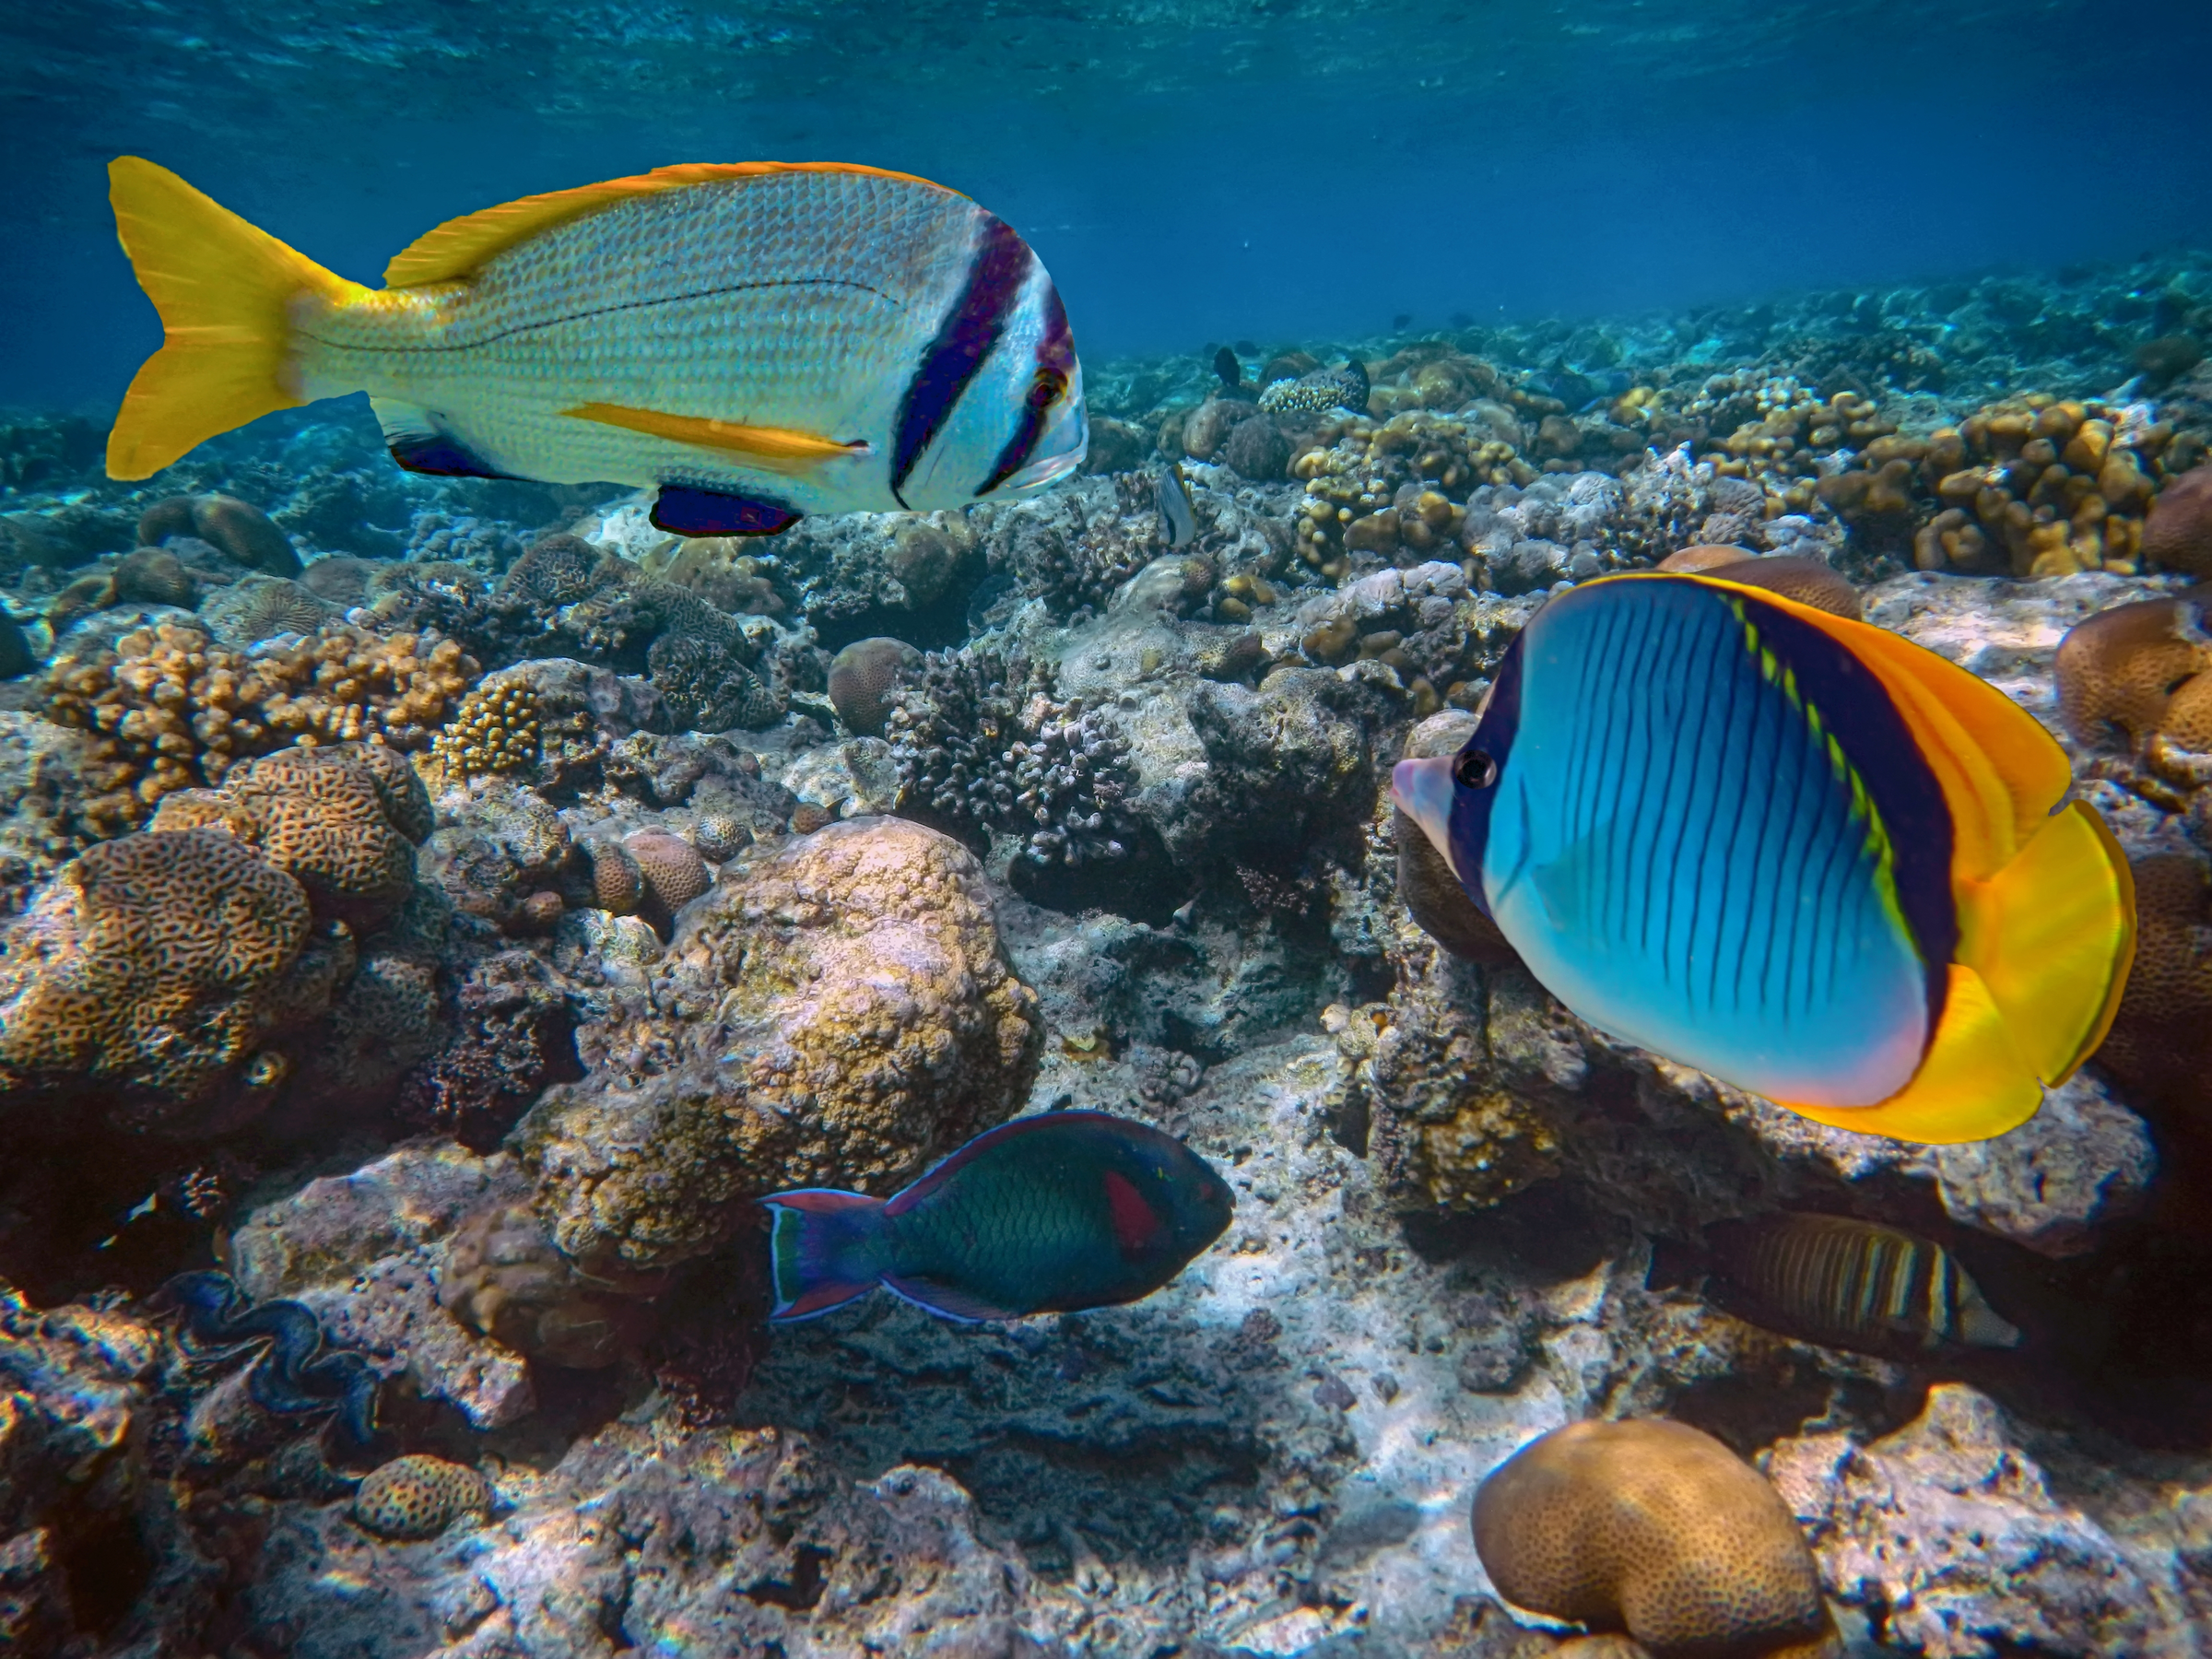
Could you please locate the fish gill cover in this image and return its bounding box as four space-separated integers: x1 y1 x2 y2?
3 0 2212 1655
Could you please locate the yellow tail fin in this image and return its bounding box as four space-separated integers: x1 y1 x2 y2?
1959 798 2136 1085
106 157 371 480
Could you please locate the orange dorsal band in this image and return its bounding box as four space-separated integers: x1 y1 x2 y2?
383 160 960 288
562 404 872 473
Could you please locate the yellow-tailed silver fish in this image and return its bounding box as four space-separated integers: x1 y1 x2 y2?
104 158 1088 535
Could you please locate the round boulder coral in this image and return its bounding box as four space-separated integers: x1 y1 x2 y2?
112 546 194 608
829 636 922 736
2144 466 2212 576
1473 1418 1838 1659
514 817 1042 1274
352 1454 492 1541
623 827 711 921
140 492 300 577
2054 597 2212 752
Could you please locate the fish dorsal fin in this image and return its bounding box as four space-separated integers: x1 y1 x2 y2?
884 1110 1122 1217
382 160 959 288
1661 571 2071 881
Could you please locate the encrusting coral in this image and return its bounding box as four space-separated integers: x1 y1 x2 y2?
351 1454 493 1541
1472 1418 1840 1659
40 621 476 837
439 1201 663 1368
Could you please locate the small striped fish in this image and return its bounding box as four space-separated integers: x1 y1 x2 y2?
1714 1212 2019 1352
103 158 1088 537
1392 570 2136 1145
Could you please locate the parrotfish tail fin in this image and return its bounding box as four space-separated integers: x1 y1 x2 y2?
105 157 367 480
764 1190 888 1322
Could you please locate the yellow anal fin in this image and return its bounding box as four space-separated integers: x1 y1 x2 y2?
383 160 958 288
1778 965 2043 1145
106 157 372 480
1959 799 2136 1086
564 403 871 475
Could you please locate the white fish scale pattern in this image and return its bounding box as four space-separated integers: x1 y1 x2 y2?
300 171 989 508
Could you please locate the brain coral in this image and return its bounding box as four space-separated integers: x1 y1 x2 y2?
40 622 476 837
2094 851 2211 1113
149 745 429 929
514 817 1042 1275
2143 465 2212 576
351 1454 492 1541
1472 1418 1839 1659
200 576 333 646
0 829 339 1131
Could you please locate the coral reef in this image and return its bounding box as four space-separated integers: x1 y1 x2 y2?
515 817 1041 1275
40 621 475 836
885 643 1142 865
1474 1418 1836 1658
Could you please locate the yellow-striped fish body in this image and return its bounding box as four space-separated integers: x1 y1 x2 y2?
104 159 1088 536
1712 1212 2019 1353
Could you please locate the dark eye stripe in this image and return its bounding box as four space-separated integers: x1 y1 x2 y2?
975 278 1076 497
889 214 1032 508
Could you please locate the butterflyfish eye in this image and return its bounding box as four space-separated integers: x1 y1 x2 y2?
1453 747 1499 790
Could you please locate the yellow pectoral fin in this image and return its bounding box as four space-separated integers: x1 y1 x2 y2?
382 160 959 288
1958 798 2136 1086
1774 966 2044 1145
563 404 872 475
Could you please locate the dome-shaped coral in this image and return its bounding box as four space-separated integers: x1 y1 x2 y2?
2144 466 2212 576
112 546 194 608
828 636 921 736
2054 596 2212 751
623 827 711 931
139 492 300 577
2094 851 2211 1112
352 1454 492 1541
1472 1418 1838 1659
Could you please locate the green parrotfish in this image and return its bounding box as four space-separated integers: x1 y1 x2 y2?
765 1111 1234 1323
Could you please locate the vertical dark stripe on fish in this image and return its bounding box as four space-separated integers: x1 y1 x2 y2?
890 214 1033 508
976 277 1077 496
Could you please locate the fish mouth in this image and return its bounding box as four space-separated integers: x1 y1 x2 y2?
995 441 1086 495
1390 756 1460 880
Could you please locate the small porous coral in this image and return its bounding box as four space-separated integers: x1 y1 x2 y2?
514 818 1042 1275
587 839 644 914
39 622 476 836
439 1202 662 1368
139 492 300 577
624 827 711 928
0 829 326 1128
351 1454 493 1541
828 636 922 736
1472 1418 1839 1659
884 644 1141 865
430 678 541 781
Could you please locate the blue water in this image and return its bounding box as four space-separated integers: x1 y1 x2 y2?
6 0 2212 410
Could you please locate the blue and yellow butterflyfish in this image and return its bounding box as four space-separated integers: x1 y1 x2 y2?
101 157 1087 535
1392 570 2136 1145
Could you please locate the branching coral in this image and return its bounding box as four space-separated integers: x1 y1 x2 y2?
996 471 1167 619
39 622 475 837
884 645 1140 865
429 678 541 782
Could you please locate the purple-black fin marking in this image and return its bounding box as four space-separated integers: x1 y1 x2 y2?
975 277 1076 497
388 431 525 480
879 1273 1019 1324
882 1109 1134 1218
889 214 1032 508
765 1189 887 1321
652 486 802 536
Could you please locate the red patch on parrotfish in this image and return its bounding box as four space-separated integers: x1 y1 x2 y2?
1102 1170 1163 1257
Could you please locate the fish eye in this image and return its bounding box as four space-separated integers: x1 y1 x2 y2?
1453 747 1499 790
1027 368 1065 410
